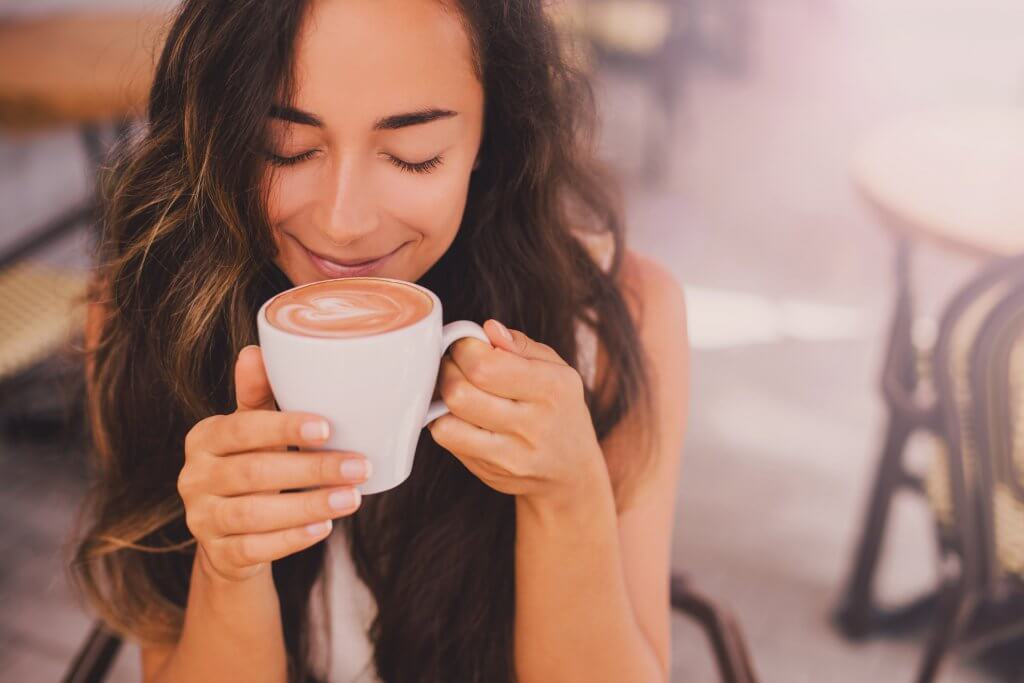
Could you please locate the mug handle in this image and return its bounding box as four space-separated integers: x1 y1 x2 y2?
422 320 491 427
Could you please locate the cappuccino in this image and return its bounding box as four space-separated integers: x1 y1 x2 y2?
265 277 433 339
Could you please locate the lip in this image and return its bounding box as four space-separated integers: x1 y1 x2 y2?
302 241 406 278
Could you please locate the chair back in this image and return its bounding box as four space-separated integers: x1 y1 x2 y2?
925 253 1024 592
968 272 1024 591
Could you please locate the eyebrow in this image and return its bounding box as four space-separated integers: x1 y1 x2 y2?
268 105 458 130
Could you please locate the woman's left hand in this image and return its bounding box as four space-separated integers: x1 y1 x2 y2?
427 319 607 507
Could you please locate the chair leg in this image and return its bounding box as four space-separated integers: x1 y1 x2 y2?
671 574 760 683
834 413 914 639
915 581 974 683
61 620 123 683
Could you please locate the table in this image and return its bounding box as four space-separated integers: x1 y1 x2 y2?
0 12 167 131
852 107 1024 260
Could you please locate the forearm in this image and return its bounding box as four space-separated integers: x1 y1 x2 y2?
513 465 665 683
150 550 287 683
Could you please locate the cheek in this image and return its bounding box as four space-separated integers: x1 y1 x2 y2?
265 168 316 225
379 170 472 239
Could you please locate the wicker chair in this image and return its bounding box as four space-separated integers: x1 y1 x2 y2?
863 252 1024 682
912 270 1024 681
0 12 165 438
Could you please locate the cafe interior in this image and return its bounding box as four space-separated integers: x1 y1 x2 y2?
1 0 1023 681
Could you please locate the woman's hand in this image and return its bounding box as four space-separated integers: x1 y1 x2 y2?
178 345 372 583
427 320 607 509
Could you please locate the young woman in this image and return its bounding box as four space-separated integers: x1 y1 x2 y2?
70 1 689 681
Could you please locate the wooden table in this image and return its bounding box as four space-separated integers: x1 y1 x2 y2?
0 11 168 131
852 107 1024 260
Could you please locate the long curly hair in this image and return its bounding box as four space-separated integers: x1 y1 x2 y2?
68 1 658 681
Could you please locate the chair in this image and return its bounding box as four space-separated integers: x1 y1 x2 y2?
0 12 166 438
839 251 1024 682
910 267 1024 682
835 108 1024 641
64 575 761 682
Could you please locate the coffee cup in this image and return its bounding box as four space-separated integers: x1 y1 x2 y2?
256 276 491 495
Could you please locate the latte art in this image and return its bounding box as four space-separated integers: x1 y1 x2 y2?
265 278 433 338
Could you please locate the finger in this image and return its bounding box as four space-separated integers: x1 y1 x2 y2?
427 412 511 459
234 345 277 412
210 450 372 496
484 320 564 363
212 518 335 568
212 485 362 535
438 359 526 436
196 410 330 456
448 339 561 402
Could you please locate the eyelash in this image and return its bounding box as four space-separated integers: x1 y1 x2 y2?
265 149 444 174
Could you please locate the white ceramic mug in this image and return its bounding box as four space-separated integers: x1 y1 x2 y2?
256 277 491 494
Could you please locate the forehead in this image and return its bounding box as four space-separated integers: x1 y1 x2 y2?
290 0 480 124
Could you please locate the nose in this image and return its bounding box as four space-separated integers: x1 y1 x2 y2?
318 154 380 247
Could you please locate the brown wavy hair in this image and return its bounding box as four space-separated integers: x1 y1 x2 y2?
68 1 658 681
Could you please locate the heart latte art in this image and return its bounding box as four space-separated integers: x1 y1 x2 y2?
265 278 433 338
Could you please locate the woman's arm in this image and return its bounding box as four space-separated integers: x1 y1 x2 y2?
142 552 288 683
513 254 688 683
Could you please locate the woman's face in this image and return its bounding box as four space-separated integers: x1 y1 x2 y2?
265 0 484 286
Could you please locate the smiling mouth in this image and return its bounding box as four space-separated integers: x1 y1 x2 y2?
304 244 400 267
291 235 408 278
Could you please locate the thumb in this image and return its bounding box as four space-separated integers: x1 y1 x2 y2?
233 345 277 412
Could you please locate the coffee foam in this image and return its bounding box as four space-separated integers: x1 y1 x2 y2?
265 278 433 339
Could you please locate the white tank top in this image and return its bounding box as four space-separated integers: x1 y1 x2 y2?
307 231 614 682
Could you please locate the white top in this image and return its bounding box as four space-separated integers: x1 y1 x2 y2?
307 231 614 682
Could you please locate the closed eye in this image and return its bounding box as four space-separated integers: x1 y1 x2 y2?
265 149 317 167
385 153 444 174
265 149 444 175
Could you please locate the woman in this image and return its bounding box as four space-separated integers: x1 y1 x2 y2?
70 0 689 681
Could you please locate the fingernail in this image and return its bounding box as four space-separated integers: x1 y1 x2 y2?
328 488 359 510
493 320 513 343
301 418 329 442
341 458 371 480
306 519 332 536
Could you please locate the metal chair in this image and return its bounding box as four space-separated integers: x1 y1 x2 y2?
912 270 1024 681
833 251 1024 681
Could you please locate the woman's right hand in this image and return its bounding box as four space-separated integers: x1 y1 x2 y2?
178 344 371 583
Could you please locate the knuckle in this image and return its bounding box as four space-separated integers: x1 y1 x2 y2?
239 457 265 491
183 505 204 537
561 365 584 394
464 358 488 386
318 454 337 483
430 414 451 440
216 498 246 533
233 536 257 567
184 417 212 455
443 379 468 409
306 491 326 519
176 464 196 497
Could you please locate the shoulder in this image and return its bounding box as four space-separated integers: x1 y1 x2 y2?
592 247 689 396
617 248 688 341
591 247 689 509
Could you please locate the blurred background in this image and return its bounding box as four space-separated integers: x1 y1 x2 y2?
2 1 1024 681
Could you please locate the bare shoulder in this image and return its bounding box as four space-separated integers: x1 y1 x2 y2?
593 247 689 397
590 247 689 504
617 248 688 342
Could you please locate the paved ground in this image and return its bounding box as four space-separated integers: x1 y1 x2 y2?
3 1 1024 682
